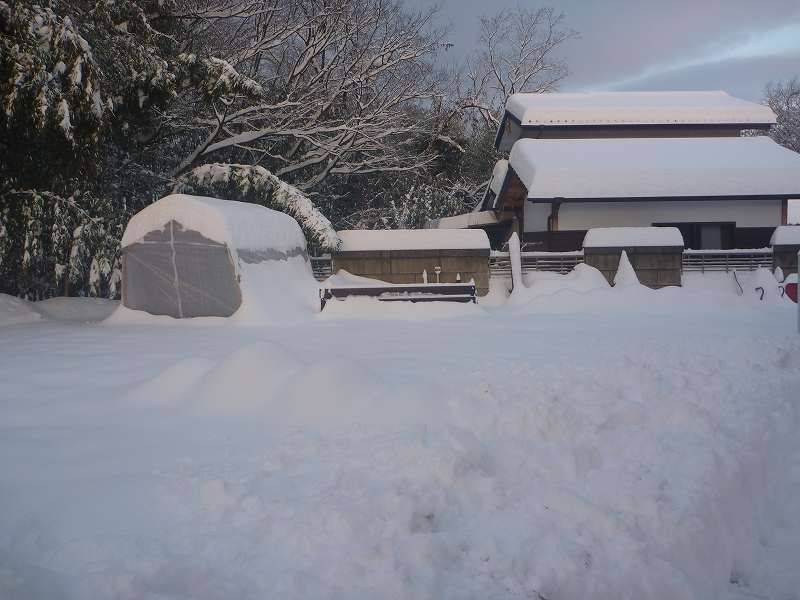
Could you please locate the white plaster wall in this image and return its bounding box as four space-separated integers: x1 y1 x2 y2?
554 199 782 230
524 202 551 232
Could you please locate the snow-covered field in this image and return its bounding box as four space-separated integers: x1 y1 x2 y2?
1 275 799 600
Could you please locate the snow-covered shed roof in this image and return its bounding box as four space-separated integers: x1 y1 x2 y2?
337 229 490 252
770 226 800 246
122 194 307 257
583 227 684 248
504 91 776 128
505 136 800 201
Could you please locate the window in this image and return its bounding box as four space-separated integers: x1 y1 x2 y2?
653 222 735 249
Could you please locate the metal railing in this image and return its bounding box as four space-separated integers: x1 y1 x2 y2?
310 255 332 281
681 249 773 273
489 251 584 278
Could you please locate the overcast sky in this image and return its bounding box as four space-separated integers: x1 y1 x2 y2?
408 0 800 100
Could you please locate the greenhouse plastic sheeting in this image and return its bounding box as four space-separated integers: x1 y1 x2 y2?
122 220 242 318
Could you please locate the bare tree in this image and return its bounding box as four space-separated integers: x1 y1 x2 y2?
170 0 446 191
765 77 800 153
439 6 577 133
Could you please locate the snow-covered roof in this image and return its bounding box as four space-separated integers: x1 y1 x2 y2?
428 211 500 230
507 136 800 200
122 194 307 255
505 91 776 127
337 229 490 251
583 227 684 248
770 226 800 246
489 160 509 195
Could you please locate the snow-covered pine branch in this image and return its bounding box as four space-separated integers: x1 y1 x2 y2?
0 1 106 146
176 54 264 101
176 163 341 251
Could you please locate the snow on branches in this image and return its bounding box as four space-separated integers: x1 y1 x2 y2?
765 77 800 154
177 54 263 101
177 164 341 251
173 0 444 190
0 1 105 145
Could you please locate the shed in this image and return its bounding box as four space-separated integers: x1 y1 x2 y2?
121 194 315 319
771 226 800 274
332 229 491 295
583 227 684 288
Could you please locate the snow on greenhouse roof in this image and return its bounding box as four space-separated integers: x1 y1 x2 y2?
583 227 684 248
122 194 307 254
505 91 776 127
337 229 490 251
507 136 800 200
770 226 800 246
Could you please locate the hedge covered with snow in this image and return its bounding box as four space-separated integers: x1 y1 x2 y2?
176 164 341 252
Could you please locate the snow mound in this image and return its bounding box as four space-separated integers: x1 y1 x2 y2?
33 297 118 322
770 225 800 246
512 263 610 305
613 250 641 287
192 343 304 414
176 343 447 428
234 258 319 324
0 294 41 326
126 357 216 405
322 269 390 287
737 268 792 304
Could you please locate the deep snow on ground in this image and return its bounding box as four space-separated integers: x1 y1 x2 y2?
1 278 799 600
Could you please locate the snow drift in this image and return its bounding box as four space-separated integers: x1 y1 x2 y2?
118 194 318 323
0 293 41 326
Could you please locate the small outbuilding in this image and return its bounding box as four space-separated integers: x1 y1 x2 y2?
332 229 491 295
771 226 800 275
121 194 315 319
583 227 684 288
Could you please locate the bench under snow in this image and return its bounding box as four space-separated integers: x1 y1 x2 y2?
319 282 477 309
